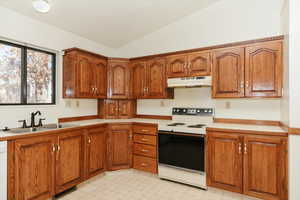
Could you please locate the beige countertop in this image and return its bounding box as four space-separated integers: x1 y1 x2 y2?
0 118 287 141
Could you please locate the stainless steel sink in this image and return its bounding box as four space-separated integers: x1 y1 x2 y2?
6 123 77 134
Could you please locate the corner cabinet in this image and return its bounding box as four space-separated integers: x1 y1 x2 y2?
63 48 107 99
212 41 283 98
107 58 131 99
207 131 288 200
131 58 174 99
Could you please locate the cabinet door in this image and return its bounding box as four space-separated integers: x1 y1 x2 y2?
167 54 188 78
93 58 107 98
243 136 287 200
212 47 245 98
147 58 168 98
105 100 119 119
77 54 94 98
207 132 243 193
107 125 132 170
56 130 85 194
15 136 56 200
118 100 136 119
63 53 77 98
86 126 107 179
107 61 130 99
132 61 146 98
187 51 211 76
245 42 282 97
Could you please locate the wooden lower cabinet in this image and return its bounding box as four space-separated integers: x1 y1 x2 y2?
55 130 85 194
15 136 56 200
85 126 107 179
107 124 133 170
207 131 288 200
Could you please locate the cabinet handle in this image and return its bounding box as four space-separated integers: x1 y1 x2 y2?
240 82 244 89
141 149 149 153
244 143 247 154
141 129 148 132
141 138 148 142
141 163 148 167
128 134 132 139
57 144 61 152
246 81 249 88
88 137 91 144
238 143 242 154
52 144 56 152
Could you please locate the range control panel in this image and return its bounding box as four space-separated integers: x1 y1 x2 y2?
172 108 214 116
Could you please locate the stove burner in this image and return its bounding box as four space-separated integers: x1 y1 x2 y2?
167 123 186 127
187 124 206 128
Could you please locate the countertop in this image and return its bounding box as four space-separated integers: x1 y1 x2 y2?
0 118 287 141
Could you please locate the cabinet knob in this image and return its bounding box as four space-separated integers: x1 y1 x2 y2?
244 143 247 154
141 163 148 167
88 137 91 144
238 143 242 154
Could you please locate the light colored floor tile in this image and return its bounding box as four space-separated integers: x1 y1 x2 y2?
56 169 260 200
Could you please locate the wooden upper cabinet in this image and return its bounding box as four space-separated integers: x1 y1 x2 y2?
63 48 107 99
55 130 85 194
167 54 188 78
107 59 131 99
188 51 211 76
15 136 56 200
212 47 245 98
86 126 107 179
147 58 168 98
245 42 282 97
207 132 243 193
98 99 136 119
243 136 287 200
107 124 133 170
93 58 107 98
77 54 94 98
132 61 146 98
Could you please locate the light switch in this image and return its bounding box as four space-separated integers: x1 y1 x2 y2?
76 101 80 107
225 102 231 109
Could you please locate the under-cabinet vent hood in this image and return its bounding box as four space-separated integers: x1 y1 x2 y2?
167 76 212 88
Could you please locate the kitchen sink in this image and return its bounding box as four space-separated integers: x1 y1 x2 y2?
6 123 77 134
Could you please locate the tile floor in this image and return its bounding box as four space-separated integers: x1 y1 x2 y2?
57 169 259 200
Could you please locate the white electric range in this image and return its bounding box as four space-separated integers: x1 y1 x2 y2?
158 107 214 189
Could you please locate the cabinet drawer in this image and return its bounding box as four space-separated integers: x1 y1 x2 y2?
133 143 157 158
133 125 157 135
133 134 157 146
133 155 157 173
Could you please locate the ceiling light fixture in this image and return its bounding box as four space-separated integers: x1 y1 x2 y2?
32 0 51 13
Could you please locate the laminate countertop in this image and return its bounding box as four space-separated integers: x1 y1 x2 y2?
0 118 287 141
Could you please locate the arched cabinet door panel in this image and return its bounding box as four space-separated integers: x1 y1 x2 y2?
245 42 282 97
147 58 167 98
167 54 188 78
188 51 211 76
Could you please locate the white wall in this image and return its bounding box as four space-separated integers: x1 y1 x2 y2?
137 88 281 121
0 6 115 128
122 0 283 121
116 0 283 58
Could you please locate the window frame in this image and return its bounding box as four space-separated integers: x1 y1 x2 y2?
0 40 56 106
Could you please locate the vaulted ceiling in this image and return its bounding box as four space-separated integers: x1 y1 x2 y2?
0 0 221 48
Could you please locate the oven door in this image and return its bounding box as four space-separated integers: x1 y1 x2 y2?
158 131 205 172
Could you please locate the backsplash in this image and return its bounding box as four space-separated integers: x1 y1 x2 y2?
137 88 281 121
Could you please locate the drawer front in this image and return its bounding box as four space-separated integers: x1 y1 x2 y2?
133 134 157 146
133 155 157 173
134 143 157 158
133 125 157 135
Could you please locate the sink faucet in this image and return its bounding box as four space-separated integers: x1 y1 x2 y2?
31 111 41 127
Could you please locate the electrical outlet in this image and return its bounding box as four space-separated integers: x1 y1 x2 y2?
76 101 80 108
225 102 231 109
65 100 71 108
160 100 165 107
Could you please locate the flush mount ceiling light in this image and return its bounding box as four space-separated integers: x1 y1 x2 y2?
32 0 51 13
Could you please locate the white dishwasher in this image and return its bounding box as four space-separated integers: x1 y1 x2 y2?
0 141 7 200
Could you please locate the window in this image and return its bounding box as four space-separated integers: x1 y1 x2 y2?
0 40 55 105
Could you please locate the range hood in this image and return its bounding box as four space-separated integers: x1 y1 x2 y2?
167 76 212 88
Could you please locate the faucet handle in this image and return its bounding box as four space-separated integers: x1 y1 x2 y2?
18 120 28 128
38 118 46 127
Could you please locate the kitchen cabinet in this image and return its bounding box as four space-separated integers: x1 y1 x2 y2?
167 51 211 78
63 48 107 99
107 124 133 170
107 58 131 99
55 130 85 194
98 99 136 119
207 131 288 200
245 41 282 97
131 58 173 99
85 126 107 179
132 123 158 174
212 47 245 98
212 41 283 98
15 136 56 200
